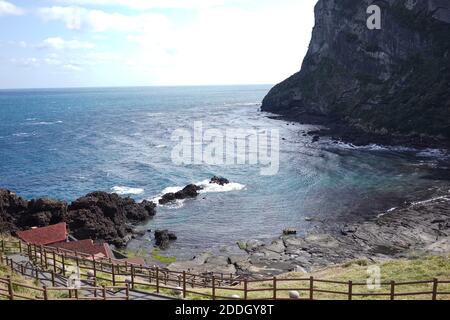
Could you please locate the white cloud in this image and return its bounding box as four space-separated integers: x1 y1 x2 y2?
39 6 171 32
23 0 317 86
0 0 24 16
42 37 95 50
62 63 82 71
52 0 225 10
122 2 316 85
10 57 40 67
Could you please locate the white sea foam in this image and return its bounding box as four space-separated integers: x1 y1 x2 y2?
377 207 397 218
331 141 416 152
151 179 246 207
111 186 144 195
150 186 184 204
416 148 448 158
13 132 34 137
224 102 261 107
410 195 450 206
328 140 450 159
27 120 63 126
196 179 246 193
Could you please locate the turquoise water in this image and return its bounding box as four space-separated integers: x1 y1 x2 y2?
0 85 448 258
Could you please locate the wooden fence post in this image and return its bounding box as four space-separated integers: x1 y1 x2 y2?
102 285 107 300
52 252 57 273
432 278 438 301
156 267 160 293
18 241 22 254
348 281 353 300
244 279 248 300
61 254 66 276
309 276 314 300
131 265 135 289
43 248 48 269
93 256 97 281
39 246 43 266
212 276 216 300
75 251 79 268
7 276 14 300
273 277 277 300
126 284 130 300
112 263 116 286
27 244 32 261
183 271 187 299
51 270 55 287
1 240 4 253
43 286 48 301
390 281 395 300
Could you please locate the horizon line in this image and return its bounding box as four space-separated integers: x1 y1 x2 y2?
0 83 274 91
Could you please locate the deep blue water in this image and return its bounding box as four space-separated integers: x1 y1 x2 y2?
1 85 449 258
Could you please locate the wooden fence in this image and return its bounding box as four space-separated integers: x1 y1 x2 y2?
0 275 129 300
1 238 450 300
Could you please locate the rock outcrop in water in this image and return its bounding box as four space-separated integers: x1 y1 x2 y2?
262 0 450 147
154 230 177 249
159 184 203 205
158 176 231 205
0 189 156 247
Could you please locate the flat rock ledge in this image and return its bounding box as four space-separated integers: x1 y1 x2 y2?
168 192 450 278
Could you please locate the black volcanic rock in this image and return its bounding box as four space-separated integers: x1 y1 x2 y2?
20 198 67 228
67 192 156 247
159 184 203 205
210 176 230 186
0 189 28 233
0 188 156 247
154 229 177 249
262 0 450 147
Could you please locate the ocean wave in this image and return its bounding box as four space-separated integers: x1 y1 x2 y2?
377 207 397 218
151 179 246 207
416 148 449 158
13 132 35 137
26 120 63 126
196 179 246 193
328 141 449 159
111 186 144 195
410 195 450 207
224 102 261 107
330 141 416 152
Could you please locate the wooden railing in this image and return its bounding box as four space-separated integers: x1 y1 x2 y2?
0 275 129 300
1 238 450 300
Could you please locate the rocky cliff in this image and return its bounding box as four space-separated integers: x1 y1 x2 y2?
262 0 450 146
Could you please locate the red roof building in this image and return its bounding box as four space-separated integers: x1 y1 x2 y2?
50 239 114 259
16 222 68 246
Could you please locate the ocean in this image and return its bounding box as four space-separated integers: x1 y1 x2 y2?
0 85 449 259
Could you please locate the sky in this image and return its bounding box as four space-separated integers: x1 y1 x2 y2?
0 0 316 89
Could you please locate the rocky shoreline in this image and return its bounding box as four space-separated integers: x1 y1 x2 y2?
0 176 231 249
268 113 450 151
0 189 157 247
2 182 450 278
167 190 450 278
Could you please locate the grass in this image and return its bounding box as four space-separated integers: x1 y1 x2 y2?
185 255 450 300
